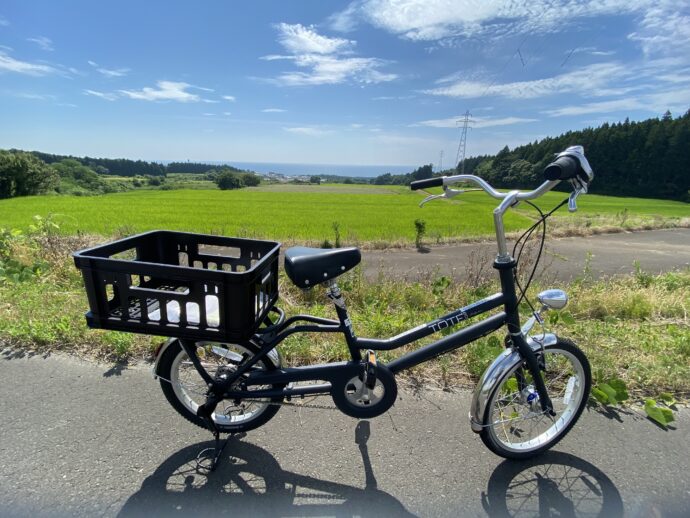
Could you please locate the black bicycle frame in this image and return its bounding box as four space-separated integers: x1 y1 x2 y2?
181 259 555 414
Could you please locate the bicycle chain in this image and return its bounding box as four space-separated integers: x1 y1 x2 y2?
157 375 338 410
240 397 337 411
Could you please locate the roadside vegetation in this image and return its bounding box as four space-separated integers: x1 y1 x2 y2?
1 218 688 403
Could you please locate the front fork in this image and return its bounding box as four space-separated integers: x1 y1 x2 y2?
496 260 555 416
509 333 555 416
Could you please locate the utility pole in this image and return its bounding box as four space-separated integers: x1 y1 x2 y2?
455 110 473 174
438 150 443 173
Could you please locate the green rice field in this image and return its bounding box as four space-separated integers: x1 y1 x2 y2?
0 184 687 246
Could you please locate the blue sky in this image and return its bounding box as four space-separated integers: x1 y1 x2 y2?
1 1 689 167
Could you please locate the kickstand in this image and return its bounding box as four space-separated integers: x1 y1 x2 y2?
195 419 247 472
196 431 235 472
196 397 246 472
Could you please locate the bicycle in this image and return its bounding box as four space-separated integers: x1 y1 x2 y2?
74 145 595 467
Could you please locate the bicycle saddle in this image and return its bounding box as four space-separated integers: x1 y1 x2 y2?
284 246 361 288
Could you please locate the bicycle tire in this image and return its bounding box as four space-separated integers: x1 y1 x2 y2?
158 339 283 433
480 338 591 459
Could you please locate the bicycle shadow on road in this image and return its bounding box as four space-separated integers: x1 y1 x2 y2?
117 421 416 518
480 451 623 517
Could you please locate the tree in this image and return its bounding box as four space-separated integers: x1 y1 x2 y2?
309 176 321 185
411 164 433 181
0 150 59 198
241 173 261 187
216 171 244 190
52 158 109 194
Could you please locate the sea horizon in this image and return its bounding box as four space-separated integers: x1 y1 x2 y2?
163 160 417 178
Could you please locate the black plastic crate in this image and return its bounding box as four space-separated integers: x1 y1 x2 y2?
73 230 280 341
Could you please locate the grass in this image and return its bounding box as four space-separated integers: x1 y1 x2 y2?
0 187 533 247
1 230 688 398
0 184 688 248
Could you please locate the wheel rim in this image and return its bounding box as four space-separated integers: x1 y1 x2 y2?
486 348 586 453
169 342 272 427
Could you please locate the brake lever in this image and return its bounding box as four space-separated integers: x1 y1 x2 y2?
419 187 464 207
567 179 589 212
419 193 444 207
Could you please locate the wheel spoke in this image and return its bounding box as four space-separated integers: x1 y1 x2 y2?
484 344 589 455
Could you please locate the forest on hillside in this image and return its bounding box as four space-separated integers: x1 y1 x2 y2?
374 111 690 201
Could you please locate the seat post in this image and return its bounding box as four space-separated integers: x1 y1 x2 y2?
326 280 362 361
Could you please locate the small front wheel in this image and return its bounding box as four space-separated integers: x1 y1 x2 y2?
480 338 591 459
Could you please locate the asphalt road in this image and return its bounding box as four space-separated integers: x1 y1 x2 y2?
362 228 690 282
1 351 688 517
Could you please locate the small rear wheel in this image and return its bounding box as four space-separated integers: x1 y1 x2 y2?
480 338 591 459
158 340 283 433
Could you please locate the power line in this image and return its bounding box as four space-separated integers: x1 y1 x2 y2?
561 47 577 67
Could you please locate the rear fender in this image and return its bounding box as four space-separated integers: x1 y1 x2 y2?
469 333 558 432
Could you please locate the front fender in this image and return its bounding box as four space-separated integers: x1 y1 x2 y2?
469 333 558 432
152 339 284 378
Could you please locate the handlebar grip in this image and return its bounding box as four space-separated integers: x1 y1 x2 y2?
543 156 579 181
410 177 444 190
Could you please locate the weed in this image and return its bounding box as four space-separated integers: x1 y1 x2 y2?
414 218 426 249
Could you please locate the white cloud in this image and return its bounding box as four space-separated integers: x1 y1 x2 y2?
284 126 332 137
202 99 220 103
0 16 9 26
273 54 396 86
119 81 204 102
328 3 361 32
545 99 644 117
260 54 293 62
372 95 415 101
15 92 56 101
27 36 54 51
203 113 215 116
544 87 690 117
223 112 232 116
88 60 130 77
265 23 396 86
416 115 537 128
262 108 286 113
99 67 129 77
347 0 652 41
0 50 56 75
83 89 118 101
222 95 236 101
628 1 690 57
275 23 355 54
425 63 628 99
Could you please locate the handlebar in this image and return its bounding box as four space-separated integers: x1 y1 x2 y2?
409 145 593 204
410 177 444 191
544 155 578 181
408 145 594 261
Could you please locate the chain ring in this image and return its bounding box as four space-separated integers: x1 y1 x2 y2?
331 364 398 418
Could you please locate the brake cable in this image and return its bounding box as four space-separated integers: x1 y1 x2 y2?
513 197 569 312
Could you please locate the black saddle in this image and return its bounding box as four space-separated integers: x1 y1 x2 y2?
284 246 361 288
